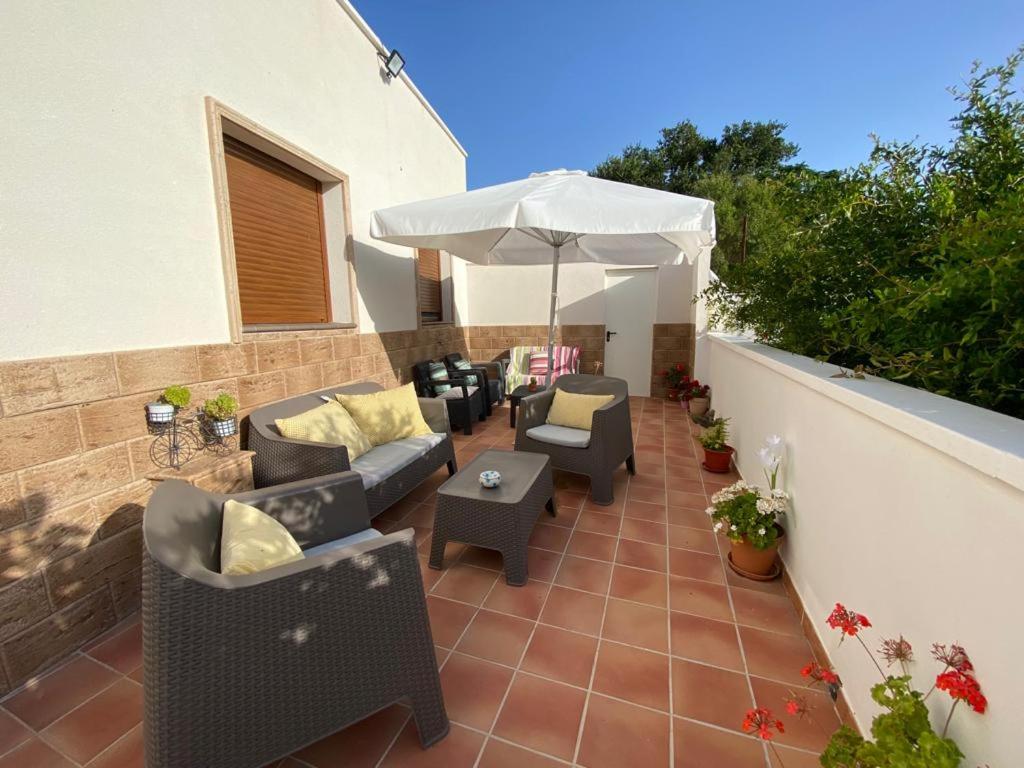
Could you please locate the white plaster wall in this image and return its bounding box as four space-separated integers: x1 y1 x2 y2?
707 334 1024 766
0 0 466 360
460 262 695 326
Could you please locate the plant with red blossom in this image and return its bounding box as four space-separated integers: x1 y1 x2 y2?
662 364 688 389
879 635 914 673
680 377 710 401
742 707 788 765
801 661 840 687
826 603 872 637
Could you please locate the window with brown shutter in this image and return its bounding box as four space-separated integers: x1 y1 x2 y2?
224 135 332 325
417 248 443 323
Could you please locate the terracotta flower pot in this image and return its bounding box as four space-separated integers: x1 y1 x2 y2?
702 445 734 473
728 525 785 580
666 387 680 401
688 396 710 417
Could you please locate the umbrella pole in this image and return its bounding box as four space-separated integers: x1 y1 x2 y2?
545 245 559 388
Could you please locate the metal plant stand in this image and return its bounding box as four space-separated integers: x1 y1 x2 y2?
147 411 238 469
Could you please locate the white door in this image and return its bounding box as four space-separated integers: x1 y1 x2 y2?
603 268 656 396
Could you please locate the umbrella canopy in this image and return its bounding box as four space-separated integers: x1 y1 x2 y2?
371 170 716 385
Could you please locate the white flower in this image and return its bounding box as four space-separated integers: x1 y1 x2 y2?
764 434 784 451
730 524 738 531
771 488 789 500
757 527 766 535
705 506 715 516
713 522 723 532
757 446 780 471
755 498 772 516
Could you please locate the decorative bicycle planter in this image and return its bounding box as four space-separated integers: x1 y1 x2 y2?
144 388 240 469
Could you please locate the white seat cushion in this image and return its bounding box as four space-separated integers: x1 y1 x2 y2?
303 528 383 559
525 423 591 448
351 432 446 489
437 386 478 400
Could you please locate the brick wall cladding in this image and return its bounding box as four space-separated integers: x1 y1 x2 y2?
0 324 469 692
650 324 696 399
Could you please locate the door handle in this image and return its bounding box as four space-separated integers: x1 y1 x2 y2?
606 330 618 342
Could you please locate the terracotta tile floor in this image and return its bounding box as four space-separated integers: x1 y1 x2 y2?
0 397 841 767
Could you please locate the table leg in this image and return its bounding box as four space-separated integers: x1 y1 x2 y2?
545 496 557 517
428 534 447 571
503 546 528 586
509 398 518 429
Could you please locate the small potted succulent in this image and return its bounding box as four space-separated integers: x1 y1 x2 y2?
202 392 239 437
661 363 688 400
527 376 539 392
682 378 711 417
698 416 733 472
147 385 191 425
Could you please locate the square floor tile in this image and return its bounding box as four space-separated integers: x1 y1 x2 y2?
456 610 534 666
615 539 667 573
294 704 407 768
554 556 613 594
668 577 733 621
526 548 562 582
87 723 143 768
540 586 606 636
0 738 75 768
86 622 143 675
730 588 804 636
0 710 31 757
669 612 744 671
425 596 477 648
739 627 815 686
566 531 617 562
724 566 787 596
592 641 669 712
478 738 564 767
40 678 142 764
432 564 499 606
620 518 667 545
2 655 120 731
666 506 713 529
608 565 668 608
380 721 484 768
673 718 765 768
626 485 666 506
528 524 571 553
439 654 514 731
672 659 752 731
483 579 550 621
493 675 586 761
521 624 599 689
623 500 667 522
601 599 669 653
668 525 718 555
577 694 670 768
668 548 725 584
576 511 622 536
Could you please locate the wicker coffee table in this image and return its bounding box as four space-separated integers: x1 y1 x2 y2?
429 449 555 585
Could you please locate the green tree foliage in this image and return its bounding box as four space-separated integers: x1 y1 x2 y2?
595 48 1024 418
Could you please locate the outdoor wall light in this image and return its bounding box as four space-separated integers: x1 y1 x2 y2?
379 49 405 79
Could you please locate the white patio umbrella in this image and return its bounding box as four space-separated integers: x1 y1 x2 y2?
370 169 715 386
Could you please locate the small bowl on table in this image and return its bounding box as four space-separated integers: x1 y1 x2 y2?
479 470 502 489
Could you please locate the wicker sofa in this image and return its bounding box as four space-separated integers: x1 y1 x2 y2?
143 475 448 768
514 374 635 505
248 382 456 518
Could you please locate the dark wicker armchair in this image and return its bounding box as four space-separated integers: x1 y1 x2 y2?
514 374 635 505
143 475 448 768
247 382 455 518
412 361 486 436
443 353 505 409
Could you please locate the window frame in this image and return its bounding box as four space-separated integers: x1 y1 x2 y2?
415 248 454 327
205 97 358 339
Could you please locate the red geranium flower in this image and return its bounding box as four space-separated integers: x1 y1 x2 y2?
801 661 840 686
660 369 669 377
785 695 810 717
675 363 684 372
826 603 871 637
936 669 987 713
742 707 785 741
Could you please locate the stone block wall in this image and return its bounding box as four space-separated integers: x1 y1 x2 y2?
0 324 468 692
650 324 696 399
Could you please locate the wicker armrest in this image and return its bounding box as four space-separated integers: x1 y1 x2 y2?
418 398 450 434
517 389 556 434
232 470 371 547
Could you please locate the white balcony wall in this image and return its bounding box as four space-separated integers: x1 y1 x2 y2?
457 262 696 325
0 0 466 360
707 334 1024 765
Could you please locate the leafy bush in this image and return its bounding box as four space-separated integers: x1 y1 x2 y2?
697 417 730 450
161 385 191 409
702 48 1024 418
203 392 238 421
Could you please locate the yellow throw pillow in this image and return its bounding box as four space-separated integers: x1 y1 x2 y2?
221 500 303 575
546 389 614 431
275 400 372 460
336 383 433 446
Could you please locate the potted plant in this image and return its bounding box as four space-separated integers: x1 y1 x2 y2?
660 363 688 400
743 603 987 768
682 378 711 416
698 417 733 472
146 384 191 424
202 392 239 437
527 376 538 392
707 480 788 579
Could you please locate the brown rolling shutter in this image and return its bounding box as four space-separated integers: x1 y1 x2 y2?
417 248 442 322
224 135 332 325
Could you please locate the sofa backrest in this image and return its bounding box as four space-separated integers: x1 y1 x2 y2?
248 382 384 438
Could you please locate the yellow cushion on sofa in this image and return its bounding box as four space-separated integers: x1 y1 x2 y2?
546 390 614 431
336 383 433 446
274 400 372 460
221 500 304 575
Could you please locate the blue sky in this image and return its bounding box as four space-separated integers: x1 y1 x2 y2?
357 1 1024 189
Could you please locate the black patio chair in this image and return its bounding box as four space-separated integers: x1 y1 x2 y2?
443 353 505 411
412 360 486 436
